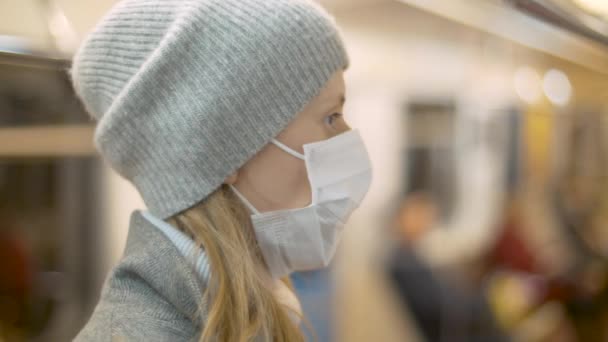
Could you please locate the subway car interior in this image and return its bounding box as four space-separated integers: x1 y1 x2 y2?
2 0 608 341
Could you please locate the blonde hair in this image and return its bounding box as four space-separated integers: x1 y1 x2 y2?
166 184 308 341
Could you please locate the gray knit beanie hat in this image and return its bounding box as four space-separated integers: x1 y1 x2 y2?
70 0 349 219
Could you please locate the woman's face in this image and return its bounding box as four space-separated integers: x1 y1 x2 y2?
227 70 350 212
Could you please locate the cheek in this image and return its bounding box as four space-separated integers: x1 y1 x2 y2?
239 146 312 210
269 156 311 205
262 155 307 189
281 162 312 207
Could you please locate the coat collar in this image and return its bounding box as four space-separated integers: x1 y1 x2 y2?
139 210 211 282
117 210 208 326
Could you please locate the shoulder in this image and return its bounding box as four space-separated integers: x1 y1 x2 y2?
73 272 200 341
73 211 209 341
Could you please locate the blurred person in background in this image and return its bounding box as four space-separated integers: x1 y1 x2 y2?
387 193 508 342
481 109 608 342
68 0 372 341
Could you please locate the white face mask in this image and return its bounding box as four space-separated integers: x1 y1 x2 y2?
230 129 373 279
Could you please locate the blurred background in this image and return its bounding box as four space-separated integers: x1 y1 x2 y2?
2 0 608 341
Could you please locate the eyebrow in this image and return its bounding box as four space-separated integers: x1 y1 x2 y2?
329 95 345 109
322 95 346 114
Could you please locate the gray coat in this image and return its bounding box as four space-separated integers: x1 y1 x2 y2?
74 211 208 341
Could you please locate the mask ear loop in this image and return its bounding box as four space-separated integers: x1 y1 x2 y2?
228 184 261 215
271 139 305 160
272 138 317 205
229 139 304 215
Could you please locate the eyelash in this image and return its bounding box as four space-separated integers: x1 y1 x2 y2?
326 113 343 126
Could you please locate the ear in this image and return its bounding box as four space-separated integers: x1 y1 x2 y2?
223 171 238 185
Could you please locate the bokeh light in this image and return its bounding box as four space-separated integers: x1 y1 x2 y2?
542 69 572 106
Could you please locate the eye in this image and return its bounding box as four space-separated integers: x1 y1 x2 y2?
325 113 343 127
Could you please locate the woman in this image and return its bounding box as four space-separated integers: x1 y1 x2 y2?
69 0 372 341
